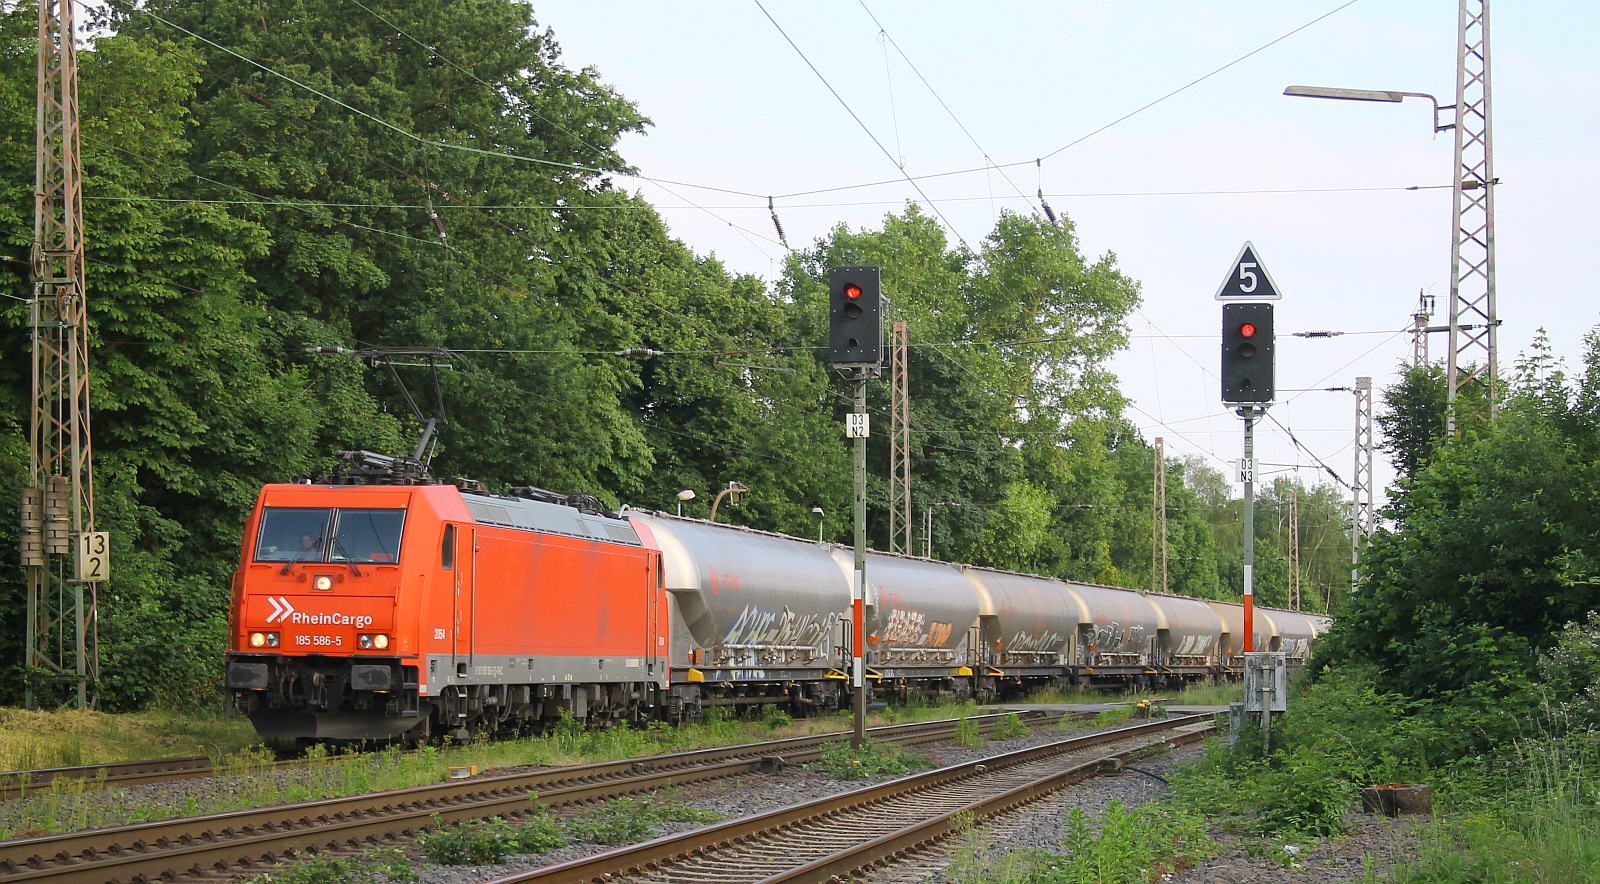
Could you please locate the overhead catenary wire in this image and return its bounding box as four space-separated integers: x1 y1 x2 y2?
87 5 1395 490
771 0 1366 200
856 0 1040 218
81 181 1450 213
750 0 971 252
133 0 1372 259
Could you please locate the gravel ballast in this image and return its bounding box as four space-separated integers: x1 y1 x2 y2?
0 719 1422 883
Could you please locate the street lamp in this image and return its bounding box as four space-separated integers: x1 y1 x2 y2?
675 489 695 517
1282 85 1453 133
708 481 747 523
812 507 825 543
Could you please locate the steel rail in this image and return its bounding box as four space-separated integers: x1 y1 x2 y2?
0 709 1073 883
0 757 213 803
488 714 1210 884
766 724 1214 883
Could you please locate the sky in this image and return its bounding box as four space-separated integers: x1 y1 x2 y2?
536 1 1599 504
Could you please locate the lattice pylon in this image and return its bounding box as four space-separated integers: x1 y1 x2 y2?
1288 491 1301 611
887 321 911 555
1351 377 1374 593
26 0 97 708
1446 0 1497 433
1412 290 1432 367
1152 437 1167 594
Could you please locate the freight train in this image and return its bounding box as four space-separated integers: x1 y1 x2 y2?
224 458 1329 742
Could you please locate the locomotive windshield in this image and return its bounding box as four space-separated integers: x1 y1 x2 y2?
332 508 406 564
254 507 406 564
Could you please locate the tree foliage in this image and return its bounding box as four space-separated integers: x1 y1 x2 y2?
0 0 1353 708
1320 331 1600 700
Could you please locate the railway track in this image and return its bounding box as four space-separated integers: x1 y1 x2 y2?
0 758 214 803
488 714 1213 884
0 709 1075 883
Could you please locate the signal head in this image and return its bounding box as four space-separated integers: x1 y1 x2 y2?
1220 303 1275 404
827 266 883 367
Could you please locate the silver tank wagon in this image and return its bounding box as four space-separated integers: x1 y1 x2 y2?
960 567 1079 669
1146 593 1225 669
838 549 980 673
629 513 850 672
1065 583 1161 670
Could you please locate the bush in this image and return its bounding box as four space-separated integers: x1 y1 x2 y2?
993 712 1030 740
954 716 983 748
1247 746 1356 838
761 704 795 730
418 807 567 865
248 847 416 883
809 738 932 780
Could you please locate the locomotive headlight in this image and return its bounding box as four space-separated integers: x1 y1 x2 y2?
249 631 267 648
372 633 389 650
314 574 334 591
266 632 280 647
358 634 373 649
357 633 390 650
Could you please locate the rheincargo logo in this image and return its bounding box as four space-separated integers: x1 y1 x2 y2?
290 612 374 629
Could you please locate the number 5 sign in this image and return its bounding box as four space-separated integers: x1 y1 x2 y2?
1214 241 1282 300
77 532 110 583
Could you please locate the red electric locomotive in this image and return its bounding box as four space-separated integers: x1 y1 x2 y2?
225 455 667 742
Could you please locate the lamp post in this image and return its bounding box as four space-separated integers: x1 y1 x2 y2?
708 481 747 523
812 507 824 543
1282 86 1452 133
675 489 695 517
923 501 963 560
1285 67 1499 436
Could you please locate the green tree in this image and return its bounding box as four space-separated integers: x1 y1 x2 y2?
1319 330 1600 698
116 0 658 495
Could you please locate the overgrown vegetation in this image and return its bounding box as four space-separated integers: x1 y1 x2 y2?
809 738 933 781
418 803 568 864
953 716 983 748
946 801 1215 884
416 789 718 865
992 712 1030 740
0 701 988 838
946 338 1600 879
246 847 416 884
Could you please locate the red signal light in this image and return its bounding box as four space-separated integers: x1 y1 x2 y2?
1239 322 1257 338
845 284 862 300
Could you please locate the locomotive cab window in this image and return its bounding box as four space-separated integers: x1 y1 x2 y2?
332 508 406 564
254 507 333 562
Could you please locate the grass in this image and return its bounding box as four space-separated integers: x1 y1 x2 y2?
1364 725 1600 883
0 699 1002 837
808 737 934 780
944 801 1217 884
0 707 258 770
1026 680 1244 709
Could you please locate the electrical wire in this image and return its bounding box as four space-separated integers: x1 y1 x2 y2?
82 181 1446 212
855 0 1038 216
773 0 1366 200
750 0 971 252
